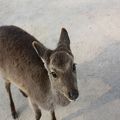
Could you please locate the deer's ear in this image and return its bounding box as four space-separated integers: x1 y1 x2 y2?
32 41 52 65
57 28 70 50
32 41 47 58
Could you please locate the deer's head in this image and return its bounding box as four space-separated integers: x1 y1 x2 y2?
32 28 79 101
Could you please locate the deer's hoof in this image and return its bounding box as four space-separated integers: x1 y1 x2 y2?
12 111 18 119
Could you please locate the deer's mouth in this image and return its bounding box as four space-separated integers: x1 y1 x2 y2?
60 89 79 101
59 91 73 102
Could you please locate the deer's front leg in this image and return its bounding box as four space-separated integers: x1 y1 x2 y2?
29 98 41 120
51 110 56 120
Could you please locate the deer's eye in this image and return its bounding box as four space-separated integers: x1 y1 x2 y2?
73 63 76 71
51 72 57 78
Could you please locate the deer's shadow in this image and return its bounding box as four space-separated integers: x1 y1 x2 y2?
63 42 120 120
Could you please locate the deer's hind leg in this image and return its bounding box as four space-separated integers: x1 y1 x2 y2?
19 89 28 97
5 80 18 119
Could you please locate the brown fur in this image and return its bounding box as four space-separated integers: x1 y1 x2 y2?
0 25 79 120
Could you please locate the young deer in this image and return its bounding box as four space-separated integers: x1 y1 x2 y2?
0 25 79 120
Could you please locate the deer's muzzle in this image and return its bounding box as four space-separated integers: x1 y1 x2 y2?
68 89 79 100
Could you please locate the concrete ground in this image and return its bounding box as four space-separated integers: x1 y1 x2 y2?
0 0 120 120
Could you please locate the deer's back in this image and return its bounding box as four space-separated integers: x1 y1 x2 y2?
0 26 50 97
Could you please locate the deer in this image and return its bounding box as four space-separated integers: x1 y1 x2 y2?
0 25 79 120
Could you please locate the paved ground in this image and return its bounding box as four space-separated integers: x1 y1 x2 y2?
0 0 120 120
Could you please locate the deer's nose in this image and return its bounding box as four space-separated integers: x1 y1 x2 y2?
68 89 79 100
